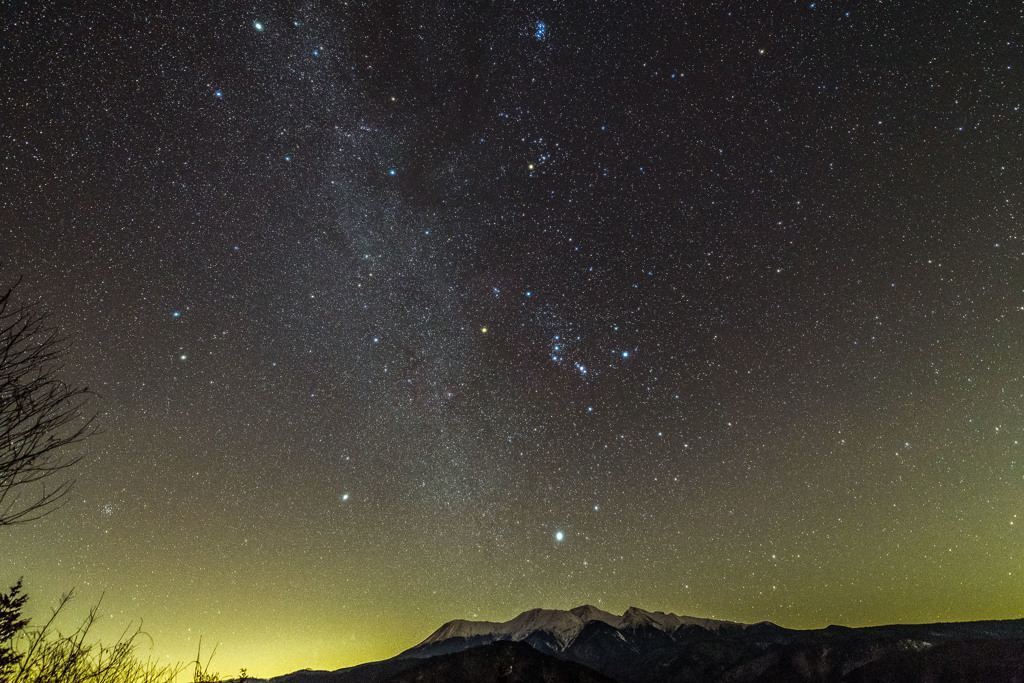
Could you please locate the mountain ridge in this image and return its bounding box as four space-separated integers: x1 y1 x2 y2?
263 607 1024 683
411 604 743 653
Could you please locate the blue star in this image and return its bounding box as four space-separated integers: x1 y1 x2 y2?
214 90 222 98
622 351 629 358
254 21 264 31
389 169 396 176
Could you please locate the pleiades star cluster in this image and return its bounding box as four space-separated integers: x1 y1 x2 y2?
2 1 1022 678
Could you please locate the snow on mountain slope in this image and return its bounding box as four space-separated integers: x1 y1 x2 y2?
621 606 737 633
569 604 623 628
421 618 506 643
504 608 589 646
416 605 743 651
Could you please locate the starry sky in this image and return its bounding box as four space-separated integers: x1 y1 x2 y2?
2 0 1023 678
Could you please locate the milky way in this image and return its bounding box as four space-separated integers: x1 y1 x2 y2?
2 2 1022 677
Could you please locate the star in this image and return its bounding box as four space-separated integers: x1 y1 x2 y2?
8 2 1016 672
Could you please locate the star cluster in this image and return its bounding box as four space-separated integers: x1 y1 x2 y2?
2 1 1022 678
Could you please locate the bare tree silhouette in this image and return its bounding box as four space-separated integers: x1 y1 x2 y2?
0 279 96 526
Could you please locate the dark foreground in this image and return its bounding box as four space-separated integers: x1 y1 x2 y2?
263 608 1024 683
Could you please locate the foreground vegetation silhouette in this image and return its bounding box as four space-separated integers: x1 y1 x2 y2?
0 279 244 681
0 580 247 683
0 279 97 527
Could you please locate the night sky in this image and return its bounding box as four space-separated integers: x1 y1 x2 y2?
3 0 1023 678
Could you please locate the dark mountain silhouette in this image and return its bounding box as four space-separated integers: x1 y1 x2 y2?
386 640 616 683
261 606 1024 683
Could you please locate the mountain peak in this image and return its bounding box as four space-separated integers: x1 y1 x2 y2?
505 607 589 647
420 617 504 644
570 604 620 624
622 606 680 631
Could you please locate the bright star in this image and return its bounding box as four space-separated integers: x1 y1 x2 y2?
214 91 222 98
389 169 396 175
555 531 564 541
342 493 349 501
173 311 180 317
254 21 264 31
622 351 629 358
535 21 546 40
